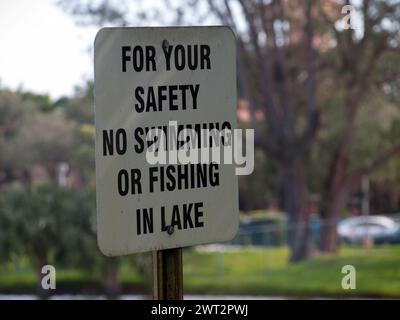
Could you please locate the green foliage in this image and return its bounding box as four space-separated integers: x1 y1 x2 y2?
0 184 96 269
62 82 94 124
0 90 36 170
21 92 54 112
72 123 95 185
239 149 279 210
351 94 400 171
0 89 76 176
15 110 76 171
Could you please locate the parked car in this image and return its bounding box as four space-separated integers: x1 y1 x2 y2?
337 215 400 245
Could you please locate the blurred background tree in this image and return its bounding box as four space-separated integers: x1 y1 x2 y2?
0 185 92 296
0 84 127 296
58 0 400 262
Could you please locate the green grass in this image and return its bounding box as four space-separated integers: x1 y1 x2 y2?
1 246 400 297
183 246 400 297
0 269 102 294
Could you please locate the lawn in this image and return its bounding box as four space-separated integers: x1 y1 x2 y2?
183 245 400 298
0 245 399 298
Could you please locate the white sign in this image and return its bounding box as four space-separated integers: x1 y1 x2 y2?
94 27 238 256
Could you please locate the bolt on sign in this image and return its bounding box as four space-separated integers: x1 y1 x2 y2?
94 27 238 256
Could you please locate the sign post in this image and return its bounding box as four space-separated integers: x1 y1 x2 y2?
94 26 238 300
153 248 183 300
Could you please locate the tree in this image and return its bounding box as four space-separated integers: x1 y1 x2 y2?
316 0 400 252
15 109 75 181
59 0 400 261
0 89 37 185
0 89 76 186
61 82 96 187
0 185 94 297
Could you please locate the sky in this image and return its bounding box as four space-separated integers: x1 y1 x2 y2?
0 0 360 100
0 0 97 99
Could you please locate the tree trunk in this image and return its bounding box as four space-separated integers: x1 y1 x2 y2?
320 188 351 253
319 213 339 253
283 161 312 262
104 259 121 298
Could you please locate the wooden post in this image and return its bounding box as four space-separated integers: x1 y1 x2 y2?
152 248 183 300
